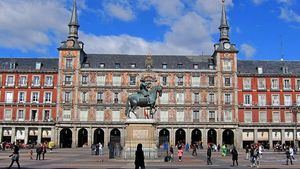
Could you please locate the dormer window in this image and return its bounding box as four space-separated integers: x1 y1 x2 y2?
193 64 199 69
257 67 263 74
99 63 105 68
35 62 41 70
115 63 120 69
131 63 136 68
282 67 289 74
162 64 167 69
177 64 183 69
9 62 16 69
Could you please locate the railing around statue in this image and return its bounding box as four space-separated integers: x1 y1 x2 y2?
124 139 157 159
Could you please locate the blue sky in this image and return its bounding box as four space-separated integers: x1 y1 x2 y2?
0 0 299 61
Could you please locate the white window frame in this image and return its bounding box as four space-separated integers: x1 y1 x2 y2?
30 109 38 121
5 91 13 103
176 111 184 122
18 91 26 103
19 75 27 86
223 60 232 71
296 79 300 90
43 109 51 121
244 111 252 123
17 109 25 121
63 110 71 121
224 110 232 122
258 94 266 106
112 76 121 86
283 79 291 90
191 76 200 87
271 94 280 106
6 75 14 86
297 95 300 106
32 75 41 87
80 110 88 121
244 94 252 106
224 93 232 104
112 111 120 122
176 93 184 104
44 75 53 87
285 111 292 123
271 78 279 90
44 92 52 103
257 78 266 90
31 92 39 103
243 78 251 90
4 109 12 121
259 111 267 123
96 110 104 121
284 95 292 106
272 111 280 123
160 111 168 122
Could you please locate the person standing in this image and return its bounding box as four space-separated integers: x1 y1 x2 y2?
231 146 238 166
99 142 103 162
177 145 183 162
245 145 250 160
42 143 47 160
8 145 20 169
36 144 42 160
286 146 293 165
135 143 145 169
169 145 174 162
192 144 197 156
207 145 212 165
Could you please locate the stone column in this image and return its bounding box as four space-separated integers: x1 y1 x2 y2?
234 128 243 149
254 129 258 143
281 129 285 145
0 127 3 143
186 128 191 144
72 127 77 148
24 127 29 144
120 127 125 147
56 127 60 147
170 128 175 146
51 127 55 142
217 128 223 146
91 128 95 145
202 128 207 148
11 127 16 143
37 128 42 144
269 129 273 149
88 127 92 146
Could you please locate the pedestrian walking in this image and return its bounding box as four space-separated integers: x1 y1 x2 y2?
231 146 238 166
245 145 250 160
192 144 197 156
28 149 33 160
286 146 293 165
8 145 20 169
42 143 47 160
134 143 145 169
178 145 183 162
169 145 174 162
99 143 103 162
36 144 42 160
207 145 213 165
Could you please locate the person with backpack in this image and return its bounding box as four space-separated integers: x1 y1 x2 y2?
231 146 238 166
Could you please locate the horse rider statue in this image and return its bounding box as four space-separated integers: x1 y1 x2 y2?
138 79 151 97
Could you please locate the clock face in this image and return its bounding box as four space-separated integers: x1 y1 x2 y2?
224 43 231 49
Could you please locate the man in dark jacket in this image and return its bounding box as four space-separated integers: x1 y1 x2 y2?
231 146 238 166
207 145 212 165
36 145 42 160
135 143 145 169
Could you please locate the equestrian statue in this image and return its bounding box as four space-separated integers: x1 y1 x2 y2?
125 80 162 119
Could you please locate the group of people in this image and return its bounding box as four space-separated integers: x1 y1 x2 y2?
245 144 263 167
91 142 104 162
34 143 48 160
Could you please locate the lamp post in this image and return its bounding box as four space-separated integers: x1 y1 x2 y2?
291 104 299 149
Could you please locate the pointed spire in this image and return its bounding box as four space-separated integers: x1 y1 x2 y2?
68 0 79 39
219 0 230 42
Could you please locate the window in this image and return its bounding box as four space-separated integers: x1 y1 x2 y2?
209 111 215 122
43 110 50 121
114 93 119 103
32 76 40 86
17 110 25 121
224 93 231 104
193 64 199 69
224 77 231 87
44 92 52 103
257 67 263 74
115 63 120 69
18 92 26 103
31 92 39 103
191 76 200 87
81 75 88 85
80 110 88 121
31 110 38 121
4 109 12 121
176 93 184 104
244 94 252 106
160 93 168 104
176 111 184 122
96 75 105 86
193 93 199 104
283 79 291 90
9 62 16 69
130 63 136 68
271 94 280 106
81 92 87 103
112 111 120 121
35 62 41 70
177 76 184 86
96 110 104 121
5 92 13 103
6 75 14 86
285 111 292 123
177 64 183 69
129 76 136 85
209 76 214 86
224 110 232 122
160 111 168 122
223 60 231 71
193 110 199 122
273 112 280 123
162 64 167 69
65 76 72 85
112 76 121 86
208 93 215 104
259 111 267 123
99 63 105 68
297 95 300 106
66 58 73 69
243 78 251 90
257 78 266 90
97 92 103 103
161 76 167 86
296 79 300 90
284 95 292 106
63 110 71 121
64 92 71 103
282 67 289 74
0 75 2 86
45 76 53 86
19 76 27 86
271 79 279 90
258 94 266 106
244 111 252 123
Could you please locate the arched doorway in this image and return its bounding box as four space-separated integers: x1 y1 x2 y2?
110 128 121 145
191 128 202 144
207 129 217 145
223 129 234 145
94 128 104 145
175 128 186 146
159 128 170 146
78 128 88 147
60 128 72 148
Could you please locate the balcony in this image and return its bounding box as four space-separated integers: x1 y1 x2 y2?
62 81 73 86
18 83 28 88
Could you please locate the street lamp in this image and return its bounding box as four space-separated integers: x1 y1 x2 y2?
291 104 300 149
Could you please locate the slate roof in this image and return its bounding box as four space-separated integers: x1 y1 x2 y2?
84 54 214 70
0 58 58 72
237 60 300 76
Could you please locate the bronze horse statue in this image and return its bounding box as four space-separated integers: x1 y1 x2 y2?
125 85 162 119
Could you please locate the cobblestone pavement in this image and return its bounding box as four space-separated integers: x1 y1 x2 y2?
0 148 299 169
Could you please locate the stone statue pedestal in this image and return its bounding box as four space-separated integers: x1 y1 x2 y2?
124 119 157 159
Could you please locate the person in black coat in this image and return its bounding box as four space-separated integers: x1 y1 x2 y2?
231 146 238 166
207 145 212 165
135 143 145 169
36 145 42 160
8 145 20 169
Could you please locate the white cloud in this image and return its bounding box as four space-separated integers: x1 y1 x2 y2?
252 0 267 5
240 44 256 59
279 7 300 22
103 1 135 22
